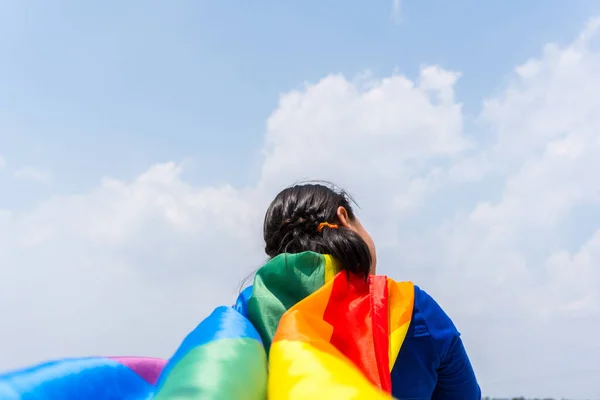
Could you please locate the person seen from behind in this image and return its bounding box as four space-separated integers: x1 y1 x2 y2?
235 182 481 399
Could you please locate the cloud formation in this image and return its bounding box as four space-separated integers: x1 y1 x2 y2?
13 166 53 184
1 18 599 399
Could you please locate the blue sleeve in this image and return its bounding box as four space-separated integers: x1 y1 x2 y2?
432 334 481 400
391 286 480 399
418 287 481 400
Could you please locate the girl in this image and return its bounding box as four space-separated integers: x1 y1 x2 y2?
237 183 481 399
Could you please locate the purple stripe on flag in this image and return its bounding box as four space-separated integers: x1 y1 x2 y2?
108 356 167 385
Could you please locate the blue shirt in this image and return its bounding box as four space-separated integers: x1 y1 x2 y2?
391 285 481 399
234 284 481 400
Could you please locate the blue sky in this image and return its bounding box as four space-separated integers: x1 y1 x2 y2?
2 2 600 398
1 0 598 203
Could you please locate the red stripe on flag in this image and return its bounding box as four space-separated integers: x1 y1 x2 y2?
370 275 392 392
322 273 391 392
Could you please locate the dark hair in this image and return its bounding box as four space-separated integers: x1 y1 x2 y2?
263 183 372 278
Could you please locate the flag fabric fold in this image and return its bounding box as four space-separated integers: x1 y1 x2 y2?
0 252 414 399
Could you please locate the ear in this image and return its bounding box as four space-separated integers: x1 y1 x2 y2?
336 206 354 230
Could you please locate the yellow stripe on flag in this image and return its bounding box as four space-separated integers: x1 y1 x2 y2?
269 340 392 400
323 254 338 283
387 280 414 371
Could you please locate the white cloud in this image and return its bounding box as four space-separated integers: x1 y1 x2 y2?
429 18 600 397
0 156 5 170
260 67 466 189
0 162 263 368
1 18 600 399
13 166 53 184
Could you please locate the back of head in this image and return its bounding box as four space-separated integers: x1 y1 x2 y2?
263 183 372 278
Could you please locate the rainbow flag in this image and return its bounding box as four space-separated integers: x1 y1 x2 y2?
0 252 414 399
247 252 414 399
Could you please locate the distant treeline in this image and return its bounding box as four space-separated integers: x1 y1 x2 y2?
483 397 587 400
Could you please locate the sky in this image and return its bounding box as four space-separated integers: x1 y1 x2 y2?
1 1 600 398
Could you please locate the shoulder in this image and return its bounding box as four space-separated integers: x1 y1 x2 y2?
410 285 460 357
